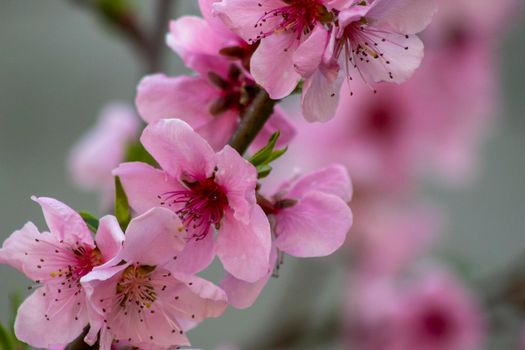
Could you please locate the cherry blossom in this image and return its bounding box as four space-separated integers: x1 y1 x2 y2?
0 197 124 348
114 119 272 283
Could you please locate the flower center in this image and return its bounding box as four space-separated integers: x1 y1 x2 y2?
420 308 453 340
251 0 333 43
116 265 157 309
159 176 229 240
208 65 258 116
72 246 103 277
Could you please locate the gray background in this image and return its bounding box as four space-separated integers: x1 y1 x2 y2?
0 1 524 349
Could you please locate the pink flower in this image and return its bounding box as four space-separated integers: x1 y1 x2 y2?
0 197 124 348
346 269 484 350
114 119 272 283
396 270 484 350
68 102 139 194
214 0 436 121
213 0 342 100
333 0 436 91
350 198 439 277
136 1 295 151
81 207 228 350
270 164 353 257
221 164 353 308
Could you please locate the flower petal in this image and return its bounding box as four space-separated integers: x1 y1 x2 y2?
14 288 87 348
113 162 183 215
293 25 329 77
368 0 437 34
274 191 352 257
214 145 257 223
168 229 215 274
95 215 125 263
216 207 271 283
284 164 353 202
220 246 277 309
141 119 216 180
32 197 94 247
136 74 217 126
121 207 186 266
251 33 301 99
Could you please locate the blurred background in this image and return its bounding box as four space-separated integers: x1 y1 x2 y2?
0 0 524 349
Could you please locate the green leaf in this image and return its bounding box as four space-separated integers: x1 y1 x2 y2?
266 147 287 163
79 211 100 233
125 140 157 166
115 176 131 231
249 131 280 167
0 322 15 350
256 164 273 179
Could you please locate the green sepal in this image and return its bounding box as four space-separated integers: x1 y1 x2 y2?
249 132 288 179
115 176 131 231
79 211 100 233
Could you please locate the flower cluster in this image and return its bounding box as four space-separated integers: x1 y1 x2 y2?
1 0 521 348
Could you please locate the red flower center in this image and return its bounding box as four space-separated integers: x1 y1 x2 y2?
251 0 333 43
159 177 229 240
420 308 454 340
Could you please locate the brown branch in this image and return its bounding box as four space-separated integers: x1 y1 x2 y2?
228 89 277 155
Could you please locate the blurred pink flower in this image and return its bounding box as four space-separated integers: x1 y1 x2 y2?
82 207 227 350
68 103 139 194
396 270 484 350
346 269 484 350
114 119 272 283
349 198 439 277
0 197 124 348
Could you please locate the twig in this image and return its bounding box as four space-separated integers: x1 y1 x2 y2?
229 89 277 155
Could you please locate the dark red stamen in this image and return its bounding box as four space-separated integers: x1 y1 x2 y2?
159 177 228 240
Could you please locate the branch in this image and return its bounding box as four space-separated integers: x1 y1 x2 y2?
65 328 97 350
148 0 174 72
229 89 277 155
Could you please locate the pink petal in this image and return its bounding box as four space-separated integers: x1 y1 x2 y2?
168 230 215 274
293 25 329 77
350 30 424 84
214 145 257 223
14 288 87 348
113 162 182 215
164 272 228 321
195 111 238 151
198 0 239 39
368 0 437 34
167 17 231 76
32 196 94 247
274 191 352 257
68 103 139 191
216 207 271 283
121 207 186 266
141 119 216 180
301 63 343 122
0 222 81 282
213 0 284 43
220 247 277 309
136 74 217 126
251 33 301 99
95 215 125 263
285 164 353 202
